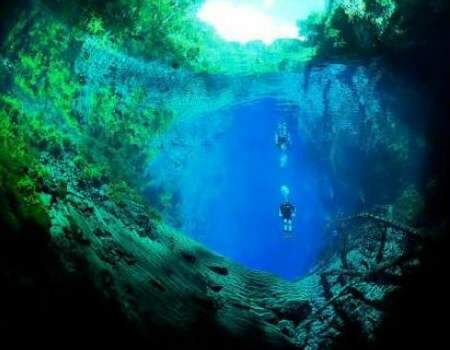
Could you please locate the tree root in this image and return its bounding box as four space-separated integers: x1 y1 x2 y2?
299 251 417 328
336 212 423 240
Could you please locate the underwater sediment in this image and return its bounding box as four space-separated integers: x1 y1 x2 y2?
1 0 449 348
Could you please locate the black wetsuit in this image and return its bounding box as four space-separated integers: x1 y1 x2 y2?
280 202 295 220
276 135 288 148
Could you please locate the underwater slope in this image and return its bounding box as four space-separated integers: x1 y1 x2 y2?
1 0 449 348
2 143 425 348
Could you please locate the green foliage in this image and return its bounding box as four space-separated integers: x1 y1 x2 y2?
82 86 173 182
42 0 317 74
86 16 105 35
11 17 81 130
80 161 110 188
299 0 449 58
14 51 81 124
1 94 77 159
4 12 171 189
0 103 50 232
296 0 398 55
298 12 326 46
107 180 138 207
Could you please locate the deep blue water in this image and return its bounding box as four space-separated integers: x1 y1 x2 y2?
171 99 331 279
146 64 425 280
212 102 327 278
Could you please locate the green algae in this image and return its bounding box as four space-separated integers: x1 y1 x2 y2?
1 8 175 203
0 101 50 232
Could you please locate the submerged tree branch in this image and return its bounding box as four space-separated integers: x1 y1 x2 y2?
300 250 419 329
336 213 423 240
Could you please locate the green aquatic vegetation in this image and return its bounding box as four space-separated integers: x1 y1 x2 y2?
86 16 105 35
71 156 112 193
14 52 81 125
0 107 50 232
10 17 80 116
46 61 81 123
1 95 77 159
14 53 44 97
2 11 176 196
28 13 72 51
81 163 110 188
107 180 138 206
106 180 159 217
82 86 173 182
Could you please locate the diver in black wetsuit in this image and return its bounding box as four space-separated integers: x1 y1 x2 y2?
279 201 296 235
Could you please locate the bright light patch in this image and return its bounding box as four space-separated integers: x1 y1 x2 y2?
197 0 326 45
197 0 297 45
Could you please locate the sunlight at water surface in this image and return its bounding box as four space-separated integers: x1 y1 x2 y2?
197 0 326 44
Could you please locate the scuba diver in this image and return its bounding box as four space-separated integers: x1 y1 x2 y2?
275 121 291 152
279 186 296 236
279 201 296 234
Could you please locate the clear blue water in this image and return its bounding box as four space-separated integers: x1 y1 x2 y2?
146 64 426 280
194 99 328 279
149 98 338 279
